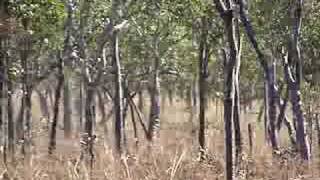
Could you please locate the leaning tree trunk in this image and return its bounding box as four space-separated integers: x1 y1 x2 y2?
198 17 209 160
48 56 64 155
284 57 310 160
286 0 310 160
236 0 283 152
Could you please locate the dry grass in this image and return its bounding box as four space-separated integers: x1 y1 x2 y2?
1 98 320 180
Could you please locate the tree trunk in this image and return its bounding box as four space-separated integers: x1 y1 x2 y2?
148 37 161 142
63 71 72 138
138 89 144 111
213 0 241 178
248 123 253 156
233 22 242 166
97 89 106 124
198 17 209 160
113 31 125 155
285 0 310 160
284 58 310 160
315 114 320 149
48 56 64 155
36 90 50 121
267 62 279 151
84 84 95 163
129 102 139 149
20 34 33 156
7 56 14 160
0 35 9 158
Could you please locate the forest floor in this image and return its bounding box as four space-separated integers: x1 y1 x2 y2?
0 98 319 180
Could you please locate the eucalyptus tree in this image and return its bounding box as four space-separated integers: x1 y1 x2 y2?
235 0 310 160
213 0 242 178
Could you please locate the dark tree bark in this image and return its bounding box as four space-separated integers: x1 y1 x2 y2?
16 92 25 141
84 84 95 166
7 55 14 160
20 34 33 156
283 56 310 160
315 114 320 149
266 62 279 151
276 87 296 146
129 101 139 149
113 31 126 155
213 0 241 179
237 0 280 150
233 21 242 165
0 36 4 152
147 37 161 142
48 55 64 155
285 0 310 160
198 17 209 160
248 123 253 156
138 89 144 111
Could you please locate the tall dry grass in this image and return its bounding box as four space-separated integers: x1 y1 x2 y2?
0 98 319 179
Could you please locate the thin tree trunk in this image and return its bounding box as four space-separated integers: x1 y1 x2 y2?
20 34 33 156
213 0 239 178
284 57 310 160
129 101 139 149
63 72 72 138
315 114 320 149
0 35 5 157
7 58 14 160
84 84 95 165
198 17 209 160
97 89 106 124
267 62 279 151
16 91 25 141
48 55 64 155
36 89 50 121
113 31 125 155
248 123 253 156
148 37 161 142
138 89 144 111
0 35 9 160
233 23 242 166
285 0 310 160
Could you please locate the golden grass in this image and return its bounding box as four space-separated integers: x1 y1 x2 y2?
1 98 319 179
